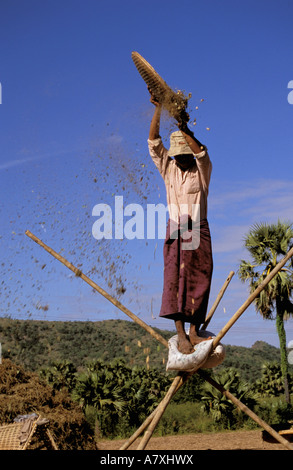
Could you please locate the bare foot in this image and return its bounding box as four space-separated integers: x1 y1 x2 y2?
189 325 212 346
178 335 194 354
189 333 212 346
175 320 195 354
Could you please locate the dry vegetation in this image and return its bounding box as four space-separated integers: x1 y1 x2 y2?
0 359 96 450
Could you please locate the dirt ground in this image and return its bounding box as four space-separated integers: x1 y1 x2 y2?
98 430 291 451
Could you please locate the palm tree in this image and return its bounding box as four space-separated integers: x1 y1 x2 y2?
39 360 77 391
238 221 293 403
72 369 128 436
72 359 171 437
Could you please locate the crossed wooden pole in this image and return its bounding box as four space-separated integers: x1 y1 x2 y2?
25 230 293 450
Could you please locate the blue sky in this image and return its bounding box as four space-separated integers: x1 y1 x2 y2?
1 0 293 348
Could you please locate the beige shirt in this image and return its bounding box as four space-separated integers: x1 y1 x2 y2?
148 137 212 222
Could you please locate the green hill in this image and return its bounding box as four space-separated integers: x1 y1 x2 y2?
0 318 288 382
221 341 284 382
0 317 171 372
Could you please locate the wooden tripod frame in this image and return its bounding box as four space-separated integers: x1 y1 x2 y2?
25 230 293 450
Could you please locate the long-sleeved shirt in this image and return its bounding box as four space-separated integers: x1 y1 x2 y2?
148 137 212 223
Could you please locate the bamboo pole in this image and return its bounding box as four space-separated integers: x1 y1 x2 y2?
136 373 185 450
46 428 59 451
26 230 293 450
25 230 168 349
25 229 231 450
119 372 193 450
121 272 234 450
119 374 185 450
130 247 293 450
119 372 190 450
119 408 158 450
212 244 293 350
201 270 234 331
123 363 293 451
198 370 293 451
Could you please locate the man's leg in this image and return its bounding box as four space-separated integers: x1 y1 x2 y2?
175 319 194 354
189 323 211 345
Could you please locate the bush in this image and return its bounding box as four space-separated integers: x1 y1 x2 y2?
201 368 258 430
71 359 171 438
254 397 293 429
0 359 96 449
156 402 215 436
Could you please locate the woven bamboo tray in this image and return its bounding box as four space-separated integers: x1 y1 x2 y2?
131 51 189 120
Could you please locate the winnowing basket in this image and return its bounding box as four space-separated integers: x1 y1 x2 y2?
131 51 189 119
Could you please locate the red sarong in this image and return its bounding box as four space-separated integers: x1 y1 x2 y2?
159 217 213 326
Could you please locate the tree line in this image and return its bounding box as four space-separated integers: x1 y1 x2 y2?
38 357 293 438
38 219 293 438
1 219 293 438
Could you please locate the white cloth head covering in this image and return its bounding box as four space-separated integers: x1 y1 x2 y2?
168 130 193 157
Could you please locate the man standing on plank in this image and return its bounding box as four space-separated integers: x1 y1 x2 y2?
148 91 213 354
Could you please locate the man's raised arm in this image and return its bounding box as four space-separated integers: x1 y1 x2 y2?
149 90 162 140
178 120 205 155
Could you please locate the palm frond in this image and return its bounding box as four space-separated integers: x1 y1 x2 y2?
238 260 258 282
239 220 293 321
